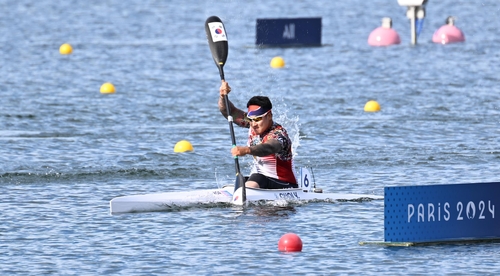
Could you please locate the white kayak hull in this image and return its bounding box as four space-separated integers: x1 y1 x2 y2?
110 185 383 214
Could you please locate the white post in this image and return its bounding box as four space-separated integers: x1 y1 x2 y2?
398 0 428 45
408 7 417 45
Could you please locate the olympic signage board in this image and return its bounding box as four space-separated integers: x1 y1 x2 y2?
256 17 322 47
385 182 500 243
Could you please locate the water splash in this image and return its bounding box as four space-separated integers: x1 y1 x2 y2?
272 98 302 158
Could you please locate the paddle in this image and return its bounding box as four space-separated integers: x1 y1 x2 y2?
205 16 246 205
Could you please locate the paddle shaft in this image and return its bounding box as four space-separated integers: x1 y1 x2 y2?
205 16 246 203
219 71 247 203
221 76 244 179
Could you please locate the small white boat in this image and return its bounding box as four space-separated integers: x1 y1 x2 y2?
109 168 383 214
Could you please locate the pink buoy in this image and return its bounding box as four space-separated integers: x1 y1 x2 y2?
432 16 465 44
368 17 400 47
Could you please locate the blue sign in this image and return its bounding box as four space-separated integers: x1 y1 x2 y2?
256 18 322 47
385 183 500 243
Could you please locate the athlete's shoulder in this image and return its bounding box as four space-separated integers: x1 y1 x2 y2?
270 122 289 136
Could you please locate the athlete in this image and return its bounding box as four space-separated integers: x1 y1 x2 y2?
218 80 298 189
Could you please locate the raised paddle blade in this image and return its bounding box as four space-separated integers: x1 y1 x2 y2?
205 16 228 80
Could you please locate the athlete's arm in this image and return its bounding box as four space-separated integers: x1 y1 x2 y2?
231 139 282 157
218 81 249 127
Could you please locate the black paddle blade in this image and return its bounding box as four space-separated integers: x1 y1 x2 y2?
205 16 228 80
234 172 247 204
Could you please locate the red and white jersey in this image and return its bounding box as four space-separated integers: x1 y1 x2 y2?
247 122 297 184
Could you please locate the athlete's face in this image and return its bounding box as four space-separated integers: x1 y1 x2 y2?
248 111 272 135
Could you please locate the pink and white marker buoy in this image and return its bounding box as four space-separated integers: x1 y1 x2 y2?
368 17 401 47
432 16 465 44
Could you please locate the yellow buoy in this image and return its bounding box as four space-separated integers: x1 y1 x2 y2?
364 100 381 112
100 82 116 94
174 140 194 153
270 56 285 68
59 43 73 55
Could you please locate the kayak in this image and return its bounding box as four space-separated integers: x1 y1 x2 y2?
109 168 382 214
110 185 382 214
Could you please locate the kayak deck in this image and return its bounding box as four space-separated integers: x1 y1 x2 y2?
110 185 383 214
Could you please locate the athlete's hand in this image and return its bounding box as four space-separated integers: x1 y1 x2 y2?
220 80 231 96
231 146 250 157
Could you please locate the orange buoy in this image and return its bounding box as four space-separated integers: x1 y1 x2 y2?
278 233 303 252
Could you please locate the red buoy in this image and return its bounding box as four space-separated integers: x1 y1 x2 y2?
278 233 303 252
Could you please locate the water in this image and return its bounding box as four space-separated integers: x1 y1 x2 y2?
1 0 500 274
